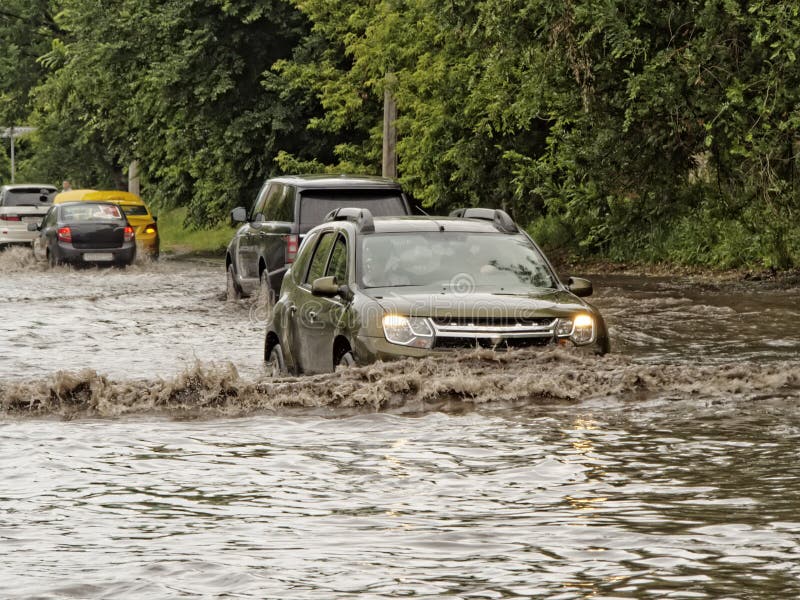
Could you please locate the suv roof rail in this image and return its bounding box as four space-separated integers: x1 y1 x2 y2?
324 207 375 232
449 207 519 233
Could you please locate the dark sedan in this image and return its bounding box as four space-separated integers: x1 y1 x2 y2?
29 202 136 267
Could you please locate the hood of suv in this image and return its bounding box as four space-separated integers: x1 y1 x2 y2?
371 290 590 319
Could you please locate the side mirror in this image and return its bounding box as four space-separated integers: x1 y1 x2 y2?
312 276 353 300
231 207 247 223
311 276 341 297
567 276 593 297
27 222 40 232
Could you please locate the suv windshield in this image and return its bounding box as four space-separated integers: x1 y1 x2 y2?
359 232 557 293
299 190 405 229
3 188 56 207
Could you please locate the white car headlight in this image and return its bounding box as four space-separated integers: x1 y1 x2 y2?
383 315 434 349
555 314 595 346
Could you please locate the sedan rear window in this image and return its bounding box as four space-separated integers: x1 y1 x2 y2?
62 204 124 221
299 190 406 229
2 188 56 207
119 204 150 216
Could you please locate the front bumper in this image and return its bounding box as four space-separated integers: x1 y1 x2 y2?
354 334 558 364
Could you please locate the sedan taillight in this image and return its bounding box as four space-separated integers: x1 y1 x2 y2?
0 215 21 221
57 226 72 243
123 226 135 242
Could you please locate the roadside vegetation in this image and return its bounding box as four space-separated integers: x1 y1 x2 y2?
1 0 798 269
157 208 235 257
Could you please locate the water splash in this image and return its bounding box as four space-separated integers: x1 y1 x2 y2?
2 348 797 419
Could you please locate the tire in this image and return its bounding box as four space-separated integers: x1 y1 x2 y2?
47 248 59 268
265 342 287 377
335 349 355 371
226 263 242 301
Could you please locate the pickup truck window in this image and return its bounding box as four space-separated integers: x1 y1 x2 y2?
250 183 270 221
299 190 406 229
264 185 293 222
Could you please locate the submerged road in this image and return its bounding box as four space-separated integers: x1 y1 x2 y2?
1 247 799 598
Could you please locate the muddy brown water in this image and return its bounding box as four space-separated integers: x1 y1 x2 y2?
1 246 799 598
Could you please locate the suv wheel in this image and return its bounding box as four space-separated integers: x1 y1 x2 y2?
266 343 287 377
226 263 242 301
335 349 355 370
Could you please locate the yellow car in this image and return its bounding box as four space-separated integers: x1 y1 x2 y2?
54 189 159 258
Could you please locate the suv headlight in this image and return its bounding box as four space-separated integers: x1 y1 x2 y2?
383 315 434 349
555 314 595 346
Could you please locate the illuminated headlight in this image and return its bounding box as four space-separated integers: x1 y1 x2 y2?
382 315 434 349
555 314 595 345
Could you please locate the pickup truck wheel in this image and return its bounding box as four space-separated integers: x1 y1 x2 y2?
226 264 242 301
266 343 287 377
258 270 275 308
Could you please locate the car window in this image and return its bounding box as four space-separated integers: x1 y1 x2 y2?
326 235 348 283
298 190 406 230
119 204 149 216
305 232 336 285
62 204 125 222
2 188 56 207
44 207 57 227
262 184 293 222
359 232 557 292
250 183 270 221
292 232 318 284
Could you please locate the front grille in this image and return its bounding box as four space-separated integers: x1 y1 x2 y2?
434 336 552 350
429 314 557 350
430 316 555 328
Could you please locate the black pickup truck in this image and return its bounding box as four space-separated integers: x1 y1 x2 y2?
225 174 412 302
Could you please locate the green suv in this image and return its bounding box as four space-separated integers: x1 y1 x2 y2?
264 208 609 375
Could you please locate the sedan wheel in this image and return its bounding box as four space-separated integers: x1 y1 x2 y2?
226 264 242 301
47 249 59 268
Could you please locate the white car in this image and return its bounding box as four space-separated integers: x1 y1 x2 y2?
0 184 57 248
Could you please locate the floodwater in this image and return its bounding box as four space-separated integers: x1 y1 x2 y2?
1 247 799 599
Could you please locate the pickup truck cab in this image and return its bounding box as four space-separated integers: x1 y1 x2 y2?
226 174 412 302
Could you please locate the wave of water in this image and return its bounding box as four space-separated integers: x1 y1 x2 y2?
3 348 798 419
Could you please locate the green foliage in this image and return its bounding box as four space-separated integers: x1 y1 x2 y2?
1 0 798 267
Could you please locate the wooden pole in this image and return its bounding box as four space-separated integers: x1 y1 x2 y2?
382 74 397 179
10 126 15 184
128 160 140 195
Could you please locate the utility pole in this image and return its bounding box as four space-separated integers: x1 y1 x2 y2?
128 160 140 195
1 126 37 184
382 73 398 179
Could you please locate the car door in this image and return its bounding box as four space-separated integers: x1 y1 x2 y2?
290 230 339 374
236 183 270 283
33 207 56 260
308 232 351 371
254 183 294 285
